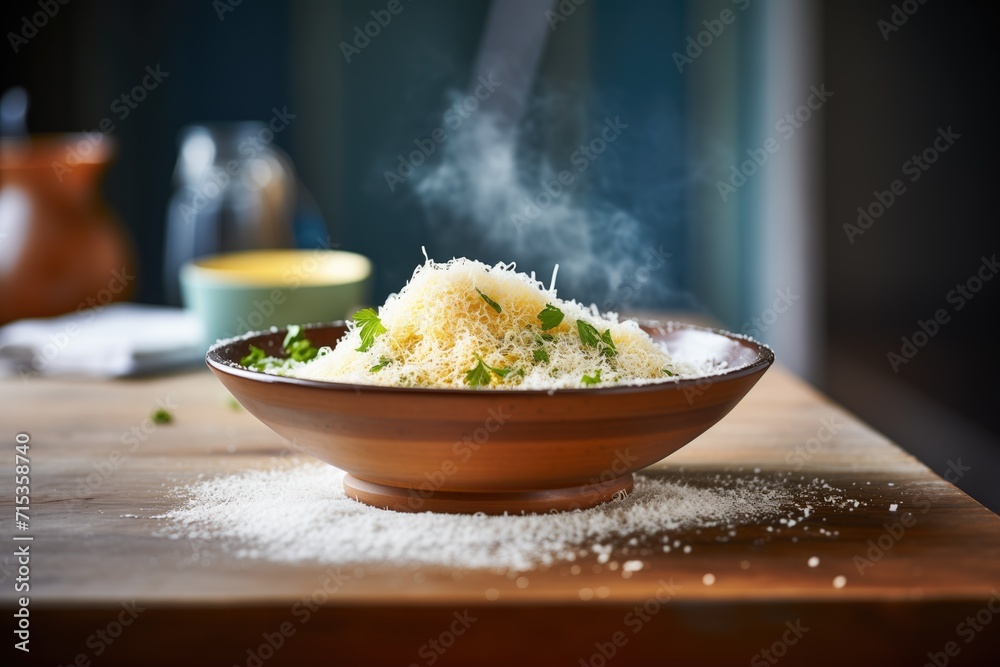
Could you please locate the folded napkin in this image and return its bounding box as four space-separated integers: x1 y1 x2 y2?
0 304 204 378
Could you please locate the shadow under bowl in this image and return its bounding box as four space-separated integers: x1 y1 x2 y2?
207 322 774 514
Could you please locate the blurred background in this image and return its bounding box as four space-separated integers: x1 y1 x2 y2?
1 0 997 507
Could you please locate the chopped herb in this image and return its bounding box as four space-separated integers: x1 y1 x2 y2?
240 345 267 368
465 354 512 387
599 329 617 358
465 358 493 387
240 328 320 373
581 369 602 386
281 325 320 362
226 397 243 412
152 408 173 424
515 368 526 377
577 320 600 347
476 288 502 314
369 356 392 373
282 324 303 350
286 338 319 362
532 332 553 364
537 304 565 331
663 368 674 377
578 321 616 358
353 308 387 352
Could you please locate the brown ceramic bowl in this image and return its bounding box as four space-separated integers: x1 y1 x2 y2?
207 322 773 514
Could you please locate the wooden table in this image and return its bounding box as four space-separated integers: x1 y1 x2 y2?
2 365 999 666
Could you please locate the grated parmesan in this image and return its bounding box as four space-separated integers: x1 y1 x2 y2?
156 461 851 571
293 256 689 389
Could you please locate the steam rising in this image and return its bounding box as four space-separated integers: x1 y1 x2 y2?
412 108 666 311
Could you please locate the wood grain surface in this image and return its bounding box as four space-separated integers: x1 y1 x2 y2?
1 365 999 666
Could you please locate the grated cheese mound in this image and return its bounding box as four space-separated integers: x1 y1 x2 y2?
293 257 688 389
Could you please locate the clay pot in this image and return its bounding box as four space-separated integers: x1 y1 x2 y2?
0 135 135 324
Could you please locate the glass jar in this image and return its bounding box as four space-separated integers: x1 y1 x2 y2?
163 122 296 304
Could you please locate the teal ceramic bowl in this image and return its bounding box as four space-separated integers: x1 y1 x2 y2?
180 250 372 348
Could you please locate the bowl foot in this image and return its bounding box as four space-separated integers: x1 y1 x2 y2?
342 473 634 515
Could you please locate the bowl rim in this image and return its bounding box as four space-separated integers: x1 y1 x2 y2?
206 320 775 396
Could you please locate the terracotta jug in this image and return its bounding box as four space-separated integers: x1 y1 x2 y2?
0 135 135 324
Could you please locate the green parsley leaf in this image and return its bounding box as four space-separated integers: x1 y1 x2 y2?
577 321 616 358
465 354 513 386
476 288 502 314
537 333 555 342
240 345 267 368
152 408 173 424
663 368 674 377
353 308 387 352
370 356 392 373
537 304 565 331
577 320 601 347
599 329 617 358
279 325 320 362
287 338 319 362
465 358 493 387
533 348 550 364
581 369 602 386
282 324 303 350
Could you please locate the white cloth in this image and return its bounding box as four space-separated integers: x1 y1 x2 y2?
0 304 204 377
